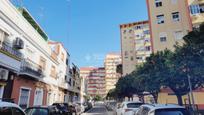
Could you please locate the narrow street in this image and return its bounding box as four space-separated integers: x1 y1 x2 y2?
82 104 115 115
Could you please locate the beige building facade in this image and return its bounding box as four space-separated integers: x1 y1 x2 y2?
104 53 121 94
146 0 192 52
120 21 152 75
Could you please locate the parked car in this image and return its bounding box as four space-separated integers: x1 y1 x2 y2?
52 103 71 115
116 101 143 115
0 101 26 115
25 106 60 115
135 104 190 115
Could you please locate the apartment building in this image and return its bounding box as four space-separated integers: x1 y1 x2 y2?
104 53 122 94
146 0 204 109
80 67 94 103
84 67 106 98
188 0 204 28
120 21 152 75
146 0 192 52
0 0 79 108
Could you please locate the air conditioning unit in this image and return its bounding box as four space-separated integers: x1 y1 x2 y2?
13 37 24 49
0 68 9 81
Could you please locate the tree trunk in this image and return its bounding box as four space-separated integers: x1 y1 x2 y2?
152 93 158 104
176 94 183 106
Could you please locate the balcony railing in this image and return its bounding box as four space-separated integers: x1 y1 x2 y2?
1 43 22 59
20 59 44 78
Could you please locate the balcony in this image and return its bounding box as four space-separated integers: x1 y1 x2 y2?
0 42 22 60
20 59 44 79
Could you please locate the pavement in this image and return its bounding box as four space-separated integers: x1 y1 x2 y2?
82 103 115 115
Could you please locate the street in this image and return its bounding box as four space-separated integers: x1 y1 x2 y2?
82 104 115 115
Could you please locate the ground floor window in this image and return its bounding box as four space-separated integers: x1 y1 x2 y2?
0 85 4 100
47 92 52 105
18 88 30 109
33 88 43 106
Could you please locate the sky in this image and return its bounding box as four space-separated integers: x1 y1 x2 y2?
12 0 148 67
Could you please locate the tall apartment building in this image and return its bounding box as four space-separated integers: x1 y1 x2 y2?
85 67 106 98
0 0 80 108
80 67 94 103
120 21 152 75
146 0 192 52
104 53 121 94
146 0 204 109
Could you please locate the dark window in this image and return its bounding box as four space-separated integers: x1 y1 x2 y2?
160 36 167 42
172 12 180 21
157 14 164 24
155 0 162 7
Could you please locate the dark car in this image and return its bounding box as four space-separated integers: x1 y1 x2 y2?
25 106 60 115
52 103 71 115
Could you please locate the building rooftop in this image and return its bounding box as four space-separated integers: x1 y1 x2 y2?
120 20 149 28
18 7 48 41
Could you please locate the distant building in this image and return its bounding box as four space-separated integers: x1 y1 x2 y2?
120 21 152 75
104 53 121 94
81 67 106 98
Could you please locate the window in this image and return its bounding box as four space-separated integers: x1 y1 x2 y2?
50 65 56 78
145 46 151 51
129 29 133 33
157 14 164 24
200 4 204 13
61 52 64 61
135 25 141 30
143 30 150 35
124 51 128 58
33 88 43 106
174 31 183 40
172 12 180 22
19 88 30 109
123 30 126 34
190 5 200 15
130 56 134 61
160 36 167 42
39 56 46 70
155 0 162 7
0 85 4 99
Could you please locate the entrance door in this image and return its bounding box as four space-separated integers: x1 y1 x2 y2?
33 88 43 106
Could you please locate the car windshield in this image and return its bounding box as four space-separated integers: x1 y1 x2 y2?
155 108 190 115
127 103 143 108
25 108 48 115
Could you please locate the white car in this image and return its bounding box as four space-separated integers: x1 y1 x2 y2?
0 101 25 115
116 101 143 115
135 104 190 115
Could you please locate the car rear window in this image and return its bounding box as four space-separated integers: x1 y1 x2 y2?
155 108 190 115
25 108 48 115
127 103 143 108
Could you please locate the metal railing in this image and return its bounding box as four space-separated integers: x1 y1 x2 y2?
20 59 44 78
1 43 22 58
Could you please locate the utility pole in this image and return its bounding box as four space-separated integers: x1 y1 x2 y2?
187 74 196 112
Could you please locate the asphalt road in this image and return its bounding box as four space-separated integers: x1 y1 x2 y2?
82 104 115 115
